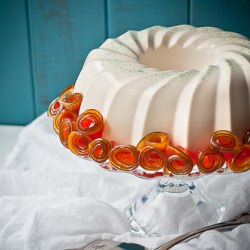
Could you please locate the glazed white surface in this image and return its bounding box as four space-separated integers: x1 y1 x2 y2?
74 25 250 150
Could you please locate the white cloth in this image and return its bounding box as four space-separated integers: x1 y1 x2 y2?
0 113 250 250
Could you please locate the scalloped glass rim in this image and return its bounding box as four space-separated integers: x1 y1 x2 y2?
77 155 234 180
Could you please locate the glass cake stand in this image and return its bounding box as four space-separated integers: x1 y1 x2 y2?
100 162 235 236
48 84 250 236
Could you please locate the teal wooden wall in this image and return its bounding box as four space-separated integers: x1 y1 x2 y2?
1 0 250 125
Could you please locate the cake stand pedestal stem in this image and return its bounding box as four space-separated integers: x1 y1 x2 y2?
126 178 222 236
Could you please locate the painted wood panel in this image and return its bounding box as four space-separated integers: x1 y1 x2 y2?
107 0 189 37
190 0 250 38
28 0 106 115
0 0 35 125
1 0 250 125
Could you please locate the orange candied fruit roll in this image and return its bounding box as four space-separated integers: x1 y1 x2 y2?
166 145 194 175
68 131 92 156
53 109 78 134
229 144 250 173
60 93 83 112
76 109 103 140
59 118 76 148
47 97 63 118
197 148 225 174
175 146 198 166
89 138 112 163
59 84 75 100
139 146 166 171
137 132 170 152
109 145 139 171
210 130 240 152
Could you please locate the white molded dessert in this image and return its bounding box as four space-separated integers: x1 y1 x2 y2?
74 25 250 151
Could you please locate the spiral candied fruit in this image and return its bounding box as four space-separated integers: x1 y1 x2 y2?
59 118 76 148
166 146 193 175
76 109 103 139
229 145 250 173
139 146 166 171
59 84 75 99
89 138 112 163
197 148 225 174
48 97 63 117
210 130 240 152
60 93 83 111
53 109 78 134
137 132 170 151
68 131 92 156
109 145 139 171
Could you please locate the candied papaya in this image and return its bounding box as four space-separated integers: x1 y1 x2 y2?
48 97 63 118
166 146 193 175
59 118 76 148
109 145 139 171
229 145 250 173
76 109 103 140
197 148 225 174
210 130 239 152
68 131 92 156
137 132 170 152
60 93 83 112
53 109 77 134
139 146 166 171
89 138 112 163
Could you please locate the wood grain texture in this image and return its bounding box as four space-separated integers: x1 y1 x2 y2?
1 0 250 125
190 0 250 38
107 0 189 37
0 0 35 124
28 0 106 115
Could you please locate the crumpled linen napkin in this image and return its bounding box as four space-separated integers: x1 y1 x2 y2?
0 113 249 250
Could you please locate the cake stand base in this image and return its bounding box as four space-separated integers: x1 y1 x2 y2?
126 178 225 236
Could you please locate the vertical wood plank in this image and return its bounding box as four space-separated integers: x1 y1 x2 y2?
28 0 106 115
0 0 35 125
190 0 250 38
107 0 189 37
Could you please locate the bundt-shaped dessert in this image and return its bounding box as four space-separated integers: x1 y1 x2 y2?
48 25 250 176
74 25 250 151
